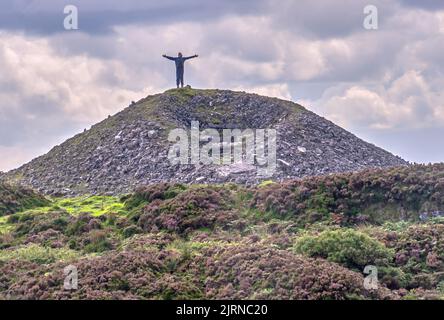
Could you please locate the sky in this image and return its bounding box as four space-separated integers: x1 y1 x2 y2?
0 0 444 171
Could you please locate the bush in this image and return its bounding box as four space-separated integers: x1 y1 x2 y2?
0 184 50 216
250 164 444 224
65 213 103 236
137 186 239 235
13 211 70 237
390 224 444 273
83 230 113 253
125 183 187 210
294 229 394 270
193 244 394 300
0 249 201 299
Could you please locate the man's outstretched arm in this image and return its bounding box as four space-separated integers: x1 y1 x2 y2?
162 54 176 61
184 54 198 60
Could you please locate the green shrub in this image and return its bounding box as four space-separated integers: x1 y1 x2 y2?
294 229 394 269
6 214 19 224
378 266 411 289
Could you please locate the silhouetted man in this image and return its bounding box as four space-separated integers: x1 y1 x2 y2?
162 52 198 88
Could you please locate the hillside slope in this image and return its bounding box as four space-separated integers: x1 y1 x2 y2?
1 164 444 300
4 88 407 195
0 184 49 216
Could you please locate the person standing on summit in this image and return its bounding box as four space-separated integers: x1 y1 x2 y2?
162 52 198 88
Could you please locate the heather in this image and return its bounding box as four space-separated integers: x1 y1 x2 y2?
1 164 444 299
0 184 50 216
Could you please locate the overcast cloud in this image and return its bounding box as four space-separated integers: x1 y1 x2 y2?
0 0 443 171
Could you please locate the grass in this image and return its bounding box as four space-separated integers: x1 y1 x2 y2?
258 180 275 188
0 216 14 234
0 195 125 235
0 243 79 264
23 195 125 216
53 195 125 216
166 238 241 254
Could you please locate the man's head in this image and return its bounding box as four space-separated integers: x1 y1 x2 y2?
178 52 182 57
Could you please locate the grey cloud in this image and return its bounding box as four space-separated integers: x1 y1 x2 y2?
399 0 444 10
265 0 400 39
1 0 444 171
0 0 268 35
0 86 80 147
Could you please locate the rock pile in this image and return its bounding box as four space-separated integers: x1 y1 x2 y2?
4 88 407 195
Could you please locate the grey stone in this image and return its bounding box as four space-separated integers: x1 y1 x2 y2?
3 89 408 196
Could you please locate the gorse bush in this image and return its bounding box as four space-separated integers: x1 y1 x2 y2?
294 229 394 269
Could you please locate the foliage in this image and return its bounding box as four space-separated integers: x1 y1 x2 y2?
294 229 394 269
0 183 50 216
137 186 241 235
250 164 444 224
0 244 78 264
1 164 444 299
192 244 393 300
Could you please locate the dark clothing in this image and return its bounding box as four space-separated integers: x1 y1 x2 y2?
163 55 198 88
176 68 184 88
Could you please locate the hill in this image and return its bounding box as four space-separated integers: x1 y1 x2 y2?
4 88 406 195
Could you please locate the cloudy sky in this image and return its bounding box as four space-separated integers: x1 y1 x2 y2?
0 0 443 171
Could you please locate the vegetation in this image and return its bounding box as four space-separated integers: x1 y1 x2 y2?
0 244 79 264
1 164 444 299
294 229 394 269
0 184 49 216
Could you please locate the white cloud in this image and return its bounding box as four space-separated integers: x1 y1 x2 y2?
308 70 444 131
438 12 444 33
233 83 292 100
0 32 155 123
0 31 164 171
2 1 444 170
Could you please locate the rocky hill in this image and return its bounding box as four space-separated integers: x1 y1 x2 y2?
4 88 407 195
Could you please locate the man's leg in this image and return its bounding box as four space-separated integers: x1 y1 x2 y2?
179 70 184 88
176 74 180 88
